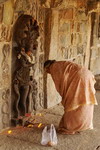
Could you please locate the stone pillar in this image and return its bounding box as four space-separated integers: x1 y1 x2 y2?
0 0 14 129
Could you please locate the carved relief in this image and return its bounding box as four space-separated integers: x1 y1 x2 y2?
14 15 39 52
61 46 79 60
2 102 9 113
37 8 45 108
0 24 11 42
30 1 37 19
39 0 51 8
39 77 44 108
61 47 68 59
39 0 63 8
53 0 63 7
38 8 45 53
2 88 10 101
77 55 84 65
1 88 10 128
15 0 32 12
39 54 44 74
30 79 38 111
1 44 10 82
77 45 84 54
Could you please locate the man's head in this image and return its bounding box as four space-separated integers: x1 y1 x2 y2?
44 60 56 73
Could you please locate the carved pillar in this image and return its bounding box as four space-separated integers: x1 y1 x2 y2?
37 5 45 108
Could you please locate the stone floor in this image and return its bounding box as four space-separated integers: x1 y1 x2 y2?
0 91 100 150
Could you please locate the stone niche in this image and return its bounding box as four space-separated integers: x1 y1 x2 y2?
11 14 39 124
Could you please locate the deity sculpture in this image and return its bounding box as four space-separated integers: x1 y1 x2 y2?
12 15 39 120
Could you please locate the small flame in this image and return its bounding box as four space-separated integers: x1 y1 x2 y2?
8 130 12 134
38 123 42 128
36 113 43 116
27 124 33 128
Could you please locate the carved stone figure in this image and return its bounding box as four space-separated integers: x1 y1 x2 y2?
13 48 35 118
12 15 39 121
14 15 39 52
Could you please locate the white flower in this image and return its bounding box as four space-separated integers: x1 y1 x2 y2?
17 54 21 59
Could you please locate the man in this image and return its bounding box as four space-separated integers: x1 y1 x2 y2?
44 60 98 134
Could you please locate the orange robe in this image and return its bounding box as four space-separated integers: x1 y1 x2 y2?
49 61 97 134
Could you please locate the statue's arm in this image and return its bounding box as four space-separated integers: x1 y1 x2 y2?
20 57 34 67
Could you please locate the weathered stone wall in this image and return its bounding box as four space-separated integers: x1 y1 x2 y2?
44 1 88 107
43 0 100 107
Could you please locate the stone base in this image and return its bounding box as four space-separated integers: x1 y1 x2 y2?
11 115 35 127
11 118 21 126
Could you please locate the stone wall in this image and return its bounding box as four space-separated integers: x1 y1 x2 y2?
44 1 88 107
43 0 100 107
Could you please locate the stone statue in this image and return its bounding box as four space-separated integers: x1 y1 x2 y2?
12 15 39 123
13 48 35 118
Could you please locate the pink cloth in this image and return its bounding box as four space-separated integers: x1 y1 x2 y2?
49 61 97 111
58 105 94 134
49 61 97 134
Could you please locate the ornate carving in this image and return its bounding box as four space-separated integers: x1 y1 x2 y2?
77 45 84 54
1 44 10 81
53 0 63 7
39 54 44 74
37 7 45 109
1 88 10 128
0 24 11 42
2 88 10 101
39 77 44 108
2 102 9 113
29 0 37 19
15 0 32 12
39 0 63 8
61 47 68 59
14 15 39 53
38 9 44 23
38 8 45 53
30 79 38 111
